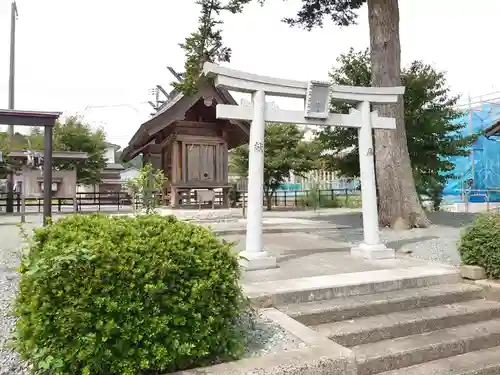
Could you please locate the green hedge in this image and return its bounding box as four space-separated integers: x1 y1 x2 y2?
458 211 500 278
14 214 247 375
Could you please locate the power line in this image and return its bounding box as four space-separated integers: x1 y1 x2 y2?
82 102 150 113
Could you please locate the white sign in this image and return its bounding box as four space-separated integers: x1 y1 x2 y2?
305 80 331 119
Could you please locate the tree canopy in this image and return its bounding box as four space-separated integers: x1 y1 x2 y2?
173 0 253 94
317 49 475 209
230 123 318 210
175 0 366 92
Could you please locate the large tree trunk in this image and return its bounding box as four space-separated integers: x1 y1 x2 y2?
367 0 430 229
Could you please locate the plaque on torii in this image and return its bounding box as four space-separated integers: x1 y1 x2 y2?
203 62 404 270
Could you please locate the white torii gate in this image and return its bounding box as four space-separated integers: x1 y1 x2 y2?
203 62 405 270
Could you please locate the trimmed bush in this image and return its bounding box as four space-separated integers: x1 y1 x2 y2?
458 211 500 279
14 214 247 375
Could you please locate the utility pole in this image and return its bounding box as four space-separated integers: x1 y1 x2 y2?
146 66 183 116
147 87 160 115
6 1 18 213
147 85 169 116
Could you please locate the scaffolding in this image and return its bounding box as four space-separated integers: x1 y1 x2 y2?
442 92 500 206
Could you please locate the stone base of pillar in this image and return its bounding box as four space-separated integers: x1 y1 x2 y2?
351 243 395 260
239 251 277 271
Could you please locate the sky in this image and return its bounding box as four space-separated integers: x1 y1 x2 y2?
1 0 500 148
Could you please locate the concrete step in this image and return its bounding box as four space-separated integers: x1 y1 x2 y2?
353 319 500 375
244 266 461 307
278 283 482 326
313 299 500 347
378 345 500 375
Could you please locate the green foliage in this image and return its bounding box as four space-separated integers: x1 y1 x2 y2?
126 163 167 214
228 183 241 208
230 123 318 210
296 192 361 209
0 131 28 150
458 212 500 278
317 49 476 209
26 127 44 150
116 150 142 169
0 131 34 178
14 214 247 375
281 0 366 29
0 135 10 178
177 0 363 95
51 117 107 185
307 181 321 211
173 0 253 95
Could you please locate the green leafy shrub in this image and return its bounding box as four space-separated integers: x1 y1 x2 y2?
228 183 241 207
458 211 500 278
14 214 247 375
296 193 361 209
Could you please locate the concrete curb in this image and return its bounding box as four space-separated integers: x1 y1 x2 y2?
474 279 500 301
460 265 486 280
169 308 356 375
244 266 461 308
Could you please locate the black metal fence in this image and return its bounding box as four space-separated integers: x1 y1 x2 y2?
0 192 133 213
176 188 361 208
0 188 361 213
238 188 361 208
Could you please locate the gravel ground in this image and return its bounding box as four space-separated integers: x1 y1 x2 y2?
243 313 307 357
0 224 29 375
313 211 478 266
381 226 463 265
319 225 463 265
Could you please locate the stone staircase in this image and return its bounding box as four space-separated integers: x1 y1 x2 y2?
277 280 500 374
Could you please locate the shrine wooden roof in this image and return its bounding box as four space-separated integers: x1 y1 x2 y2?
8 150 88 160
0 109 61 127
121 82 250 162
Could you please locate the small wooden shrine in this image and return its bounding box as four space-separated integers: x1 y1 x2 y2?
6 150 88 199
121 80 250 208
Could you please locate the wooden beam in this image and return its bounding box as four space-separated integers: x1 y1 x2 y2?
0 109 61 127
215 104 396 129
175 120 218 128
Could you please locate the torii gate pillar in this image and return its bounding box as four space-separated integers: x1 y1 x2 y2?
204 63 405 269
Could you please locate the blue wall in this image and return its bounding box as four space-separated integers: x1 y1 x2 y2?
442 104 500 203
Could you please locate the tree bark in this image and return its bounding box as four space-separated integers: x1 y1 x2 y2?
367 0 430 229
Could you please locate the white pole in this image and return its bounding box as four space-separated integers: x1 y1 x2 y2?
358 101 380 246
351 101 394 259
240 90 276 270
245 90 265 254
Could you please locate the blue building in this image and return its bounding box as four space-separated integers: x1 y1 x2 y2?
442 103 500 203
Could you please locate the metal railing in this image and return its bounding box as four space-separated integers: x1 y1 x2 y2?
0 191 133 214
0 188 361 214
